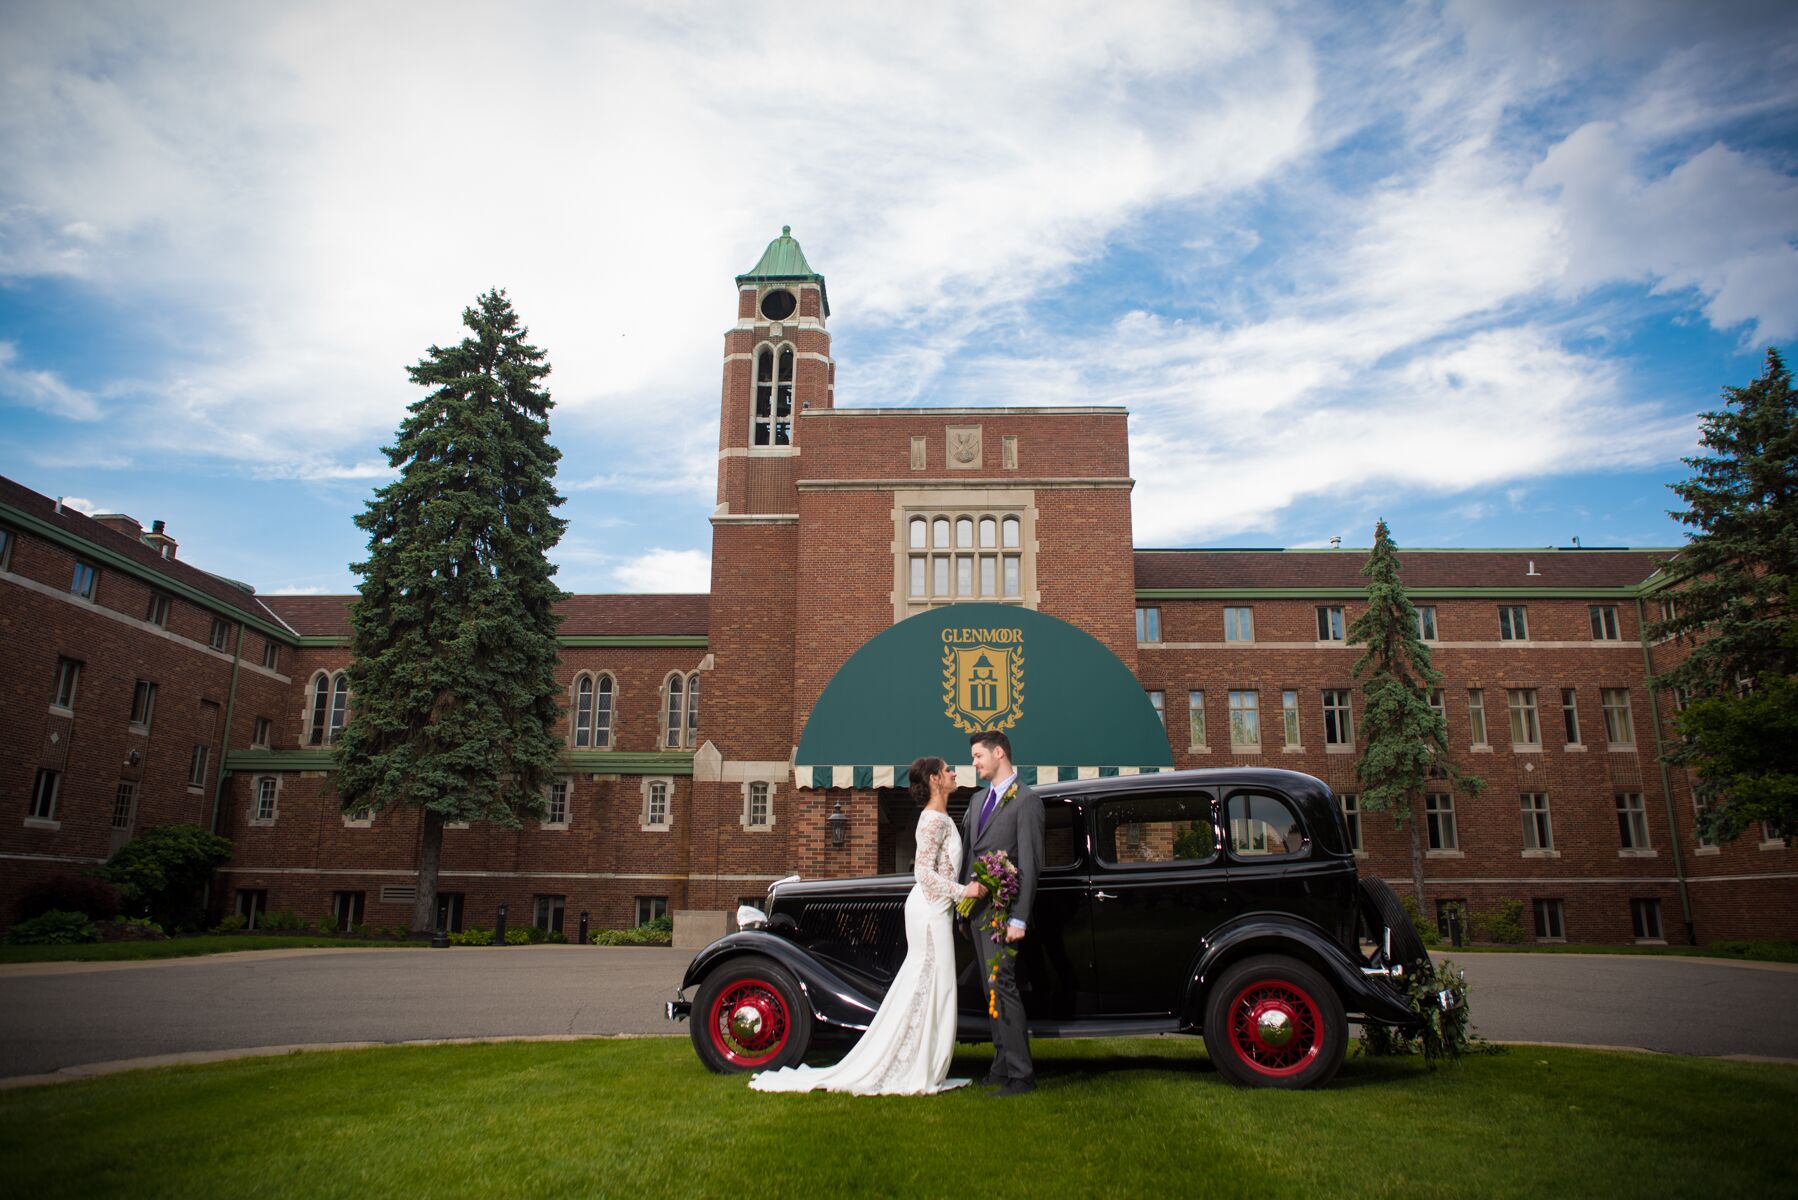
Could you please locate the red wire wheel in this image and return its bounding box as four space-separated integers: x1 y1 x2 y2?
707 977 792 1068
1203 955 1347 1089
1225 978 1322 1077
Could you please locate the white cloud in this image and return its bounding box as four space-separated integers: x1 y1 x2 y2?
59 495 98 514
1529 125 1798 341
0 342 101 420
611 548 710 594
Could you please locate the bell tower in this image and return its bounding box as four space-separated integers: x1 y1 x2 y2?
716 226 833 516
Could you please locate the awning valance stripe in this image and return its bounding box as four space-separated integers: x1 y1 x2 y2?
795 764 1169 790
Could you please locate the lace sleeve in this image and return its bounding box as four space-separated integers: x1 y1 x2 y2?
913 812 963 904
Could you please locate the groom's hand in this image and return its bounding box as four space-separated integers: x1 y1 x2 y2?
963 881 987 899
1005 925 1026 943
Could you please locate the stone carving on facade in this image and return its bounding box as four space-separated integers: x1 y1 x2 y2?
945 425 982 470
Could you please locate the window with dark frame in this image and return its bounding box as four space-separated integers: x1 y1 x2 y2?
1426 794 1457 849
1507 688 1541 746
748 781 771 827
1315 605 1346 641
534 894 565 934
253 716 272 747
1616 793 1651 849
1560 688 1581 744
70 560 98 599
188 742 210 789
29 768 60 820
1521 792 1552 850
545 780 569 826
1322 689 1354 745
332 890 366 928
112 780 137 829
1631 898 1663 940
256 776 278 821
1414 606 1438 640
209 617 231 650
146 592 170 627
129 680 157 730
0 527 12 570
635 896 668 926
1589 605 1621 640
236 889 268 929
52 657 81 710
1602 688 1634 746
1498 605 1528 640
1533 898 1565 940
262 640 280 670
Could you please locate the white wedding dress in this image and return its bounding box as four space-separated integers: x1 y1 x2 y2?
750 808 970 1095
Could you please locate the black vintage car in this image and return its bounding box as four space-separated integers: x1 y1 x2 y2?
666 768 1436 1089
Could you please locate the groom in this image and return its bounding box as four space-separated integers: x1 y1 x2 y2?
958 730 1044 1097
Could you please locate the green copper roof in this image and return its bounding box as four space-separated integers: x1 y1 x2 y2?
738 225 829 316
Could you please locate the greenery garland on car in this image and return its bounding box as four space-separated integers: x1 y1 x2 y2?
1359 958 1500 1064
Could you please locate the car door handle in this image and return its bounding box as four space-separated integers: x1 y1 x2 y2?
1095 891 1118 901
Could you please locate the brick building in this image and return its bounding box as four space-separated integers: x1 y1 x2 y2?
3 228 1793 944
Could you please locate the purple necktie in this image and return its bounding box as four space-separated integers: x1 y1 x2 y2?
978 785 1000 834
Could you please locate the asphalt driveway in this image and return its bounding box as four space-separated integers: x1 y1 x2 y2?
2 946 1792 1084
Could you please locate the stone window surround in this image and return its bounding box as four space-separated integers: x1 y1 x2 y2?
741 779 777 832
640 776 674 832
250 774 280 826
890 487 1040 623
542 777 571 830
570 670 618 750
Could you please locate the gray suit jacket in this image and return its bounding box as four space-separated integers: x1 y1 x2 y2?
959 777 1045 928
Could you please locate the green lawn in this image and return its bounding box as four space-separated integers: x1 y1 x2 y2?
1434 940 1798 963
0 935 420 964
1 1039 1791 1199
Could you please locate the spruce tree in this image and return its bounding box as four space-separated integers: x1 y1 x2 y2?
1650 348 1797 840
1349 520 1483 905
335 289 568 934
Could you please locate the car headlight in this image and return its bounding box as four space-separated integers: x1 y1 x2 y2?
736 904 769 930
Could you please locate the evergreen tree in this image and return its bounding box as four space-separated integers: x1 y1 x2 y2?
1650 348 1798 840
335 289 568 934
1349 520 1483 904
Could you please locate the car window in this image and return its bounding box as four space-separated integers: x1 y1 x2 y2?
1094 792 1218 867
1227 790 1307 858
1043 799 1081 870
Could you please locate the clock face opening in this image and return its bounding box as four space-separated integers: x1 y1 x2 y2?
759 289 797 321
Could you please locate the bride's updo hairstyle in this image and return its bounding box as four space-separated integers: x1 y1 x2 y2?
908 756 948 805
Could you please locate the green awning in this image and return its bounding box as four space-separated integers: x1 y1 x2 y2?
794 603 1173 789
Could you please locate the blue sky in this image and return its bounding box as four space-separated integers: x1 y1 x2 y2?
2 1 1794 594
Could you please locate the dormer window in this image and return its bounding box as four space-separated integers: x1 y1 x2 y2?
753 344 794 446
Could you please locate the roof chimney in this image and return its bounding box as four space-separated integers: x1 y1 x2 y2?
142 518 178 560
93 513 143 538
1526 560 1541 577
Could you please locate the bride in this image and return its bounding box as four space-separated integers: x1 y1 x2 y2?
750 755 971 1095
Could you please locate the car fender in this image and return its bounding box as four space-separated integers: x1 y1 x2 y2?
679 931 883 1032
1181 916 1417 1028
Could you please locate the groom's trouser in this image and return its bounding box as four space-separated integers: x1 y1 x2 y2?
975 913 1033 1082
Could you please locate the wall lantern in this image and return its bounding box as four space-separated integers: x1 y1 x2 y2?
826 801 849 849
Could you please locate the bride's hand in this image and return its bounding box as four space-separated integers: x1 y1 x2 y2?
963 881 987 899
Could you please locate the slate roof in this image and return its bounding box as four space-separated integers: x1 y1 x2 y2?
1134 548 1675 591
0 474 298 631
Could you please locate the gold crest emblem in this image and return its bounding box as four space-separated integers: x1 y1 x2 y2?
941 631 1024 733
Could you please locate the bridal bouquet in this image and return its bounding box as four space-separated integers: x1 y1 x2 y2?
956 850 1021 1019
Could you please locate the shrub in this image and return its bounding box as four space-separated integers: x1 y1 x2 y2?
347 922 367 937
1474 899 1527 944
261 909 305 932
446 927 532 946
591 918 673 947
8 910 100 945
105 917 167 941
100 824 232 931
1707 939 1798 963
210 914 248 933
317 913 339 935
17 873 121 923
